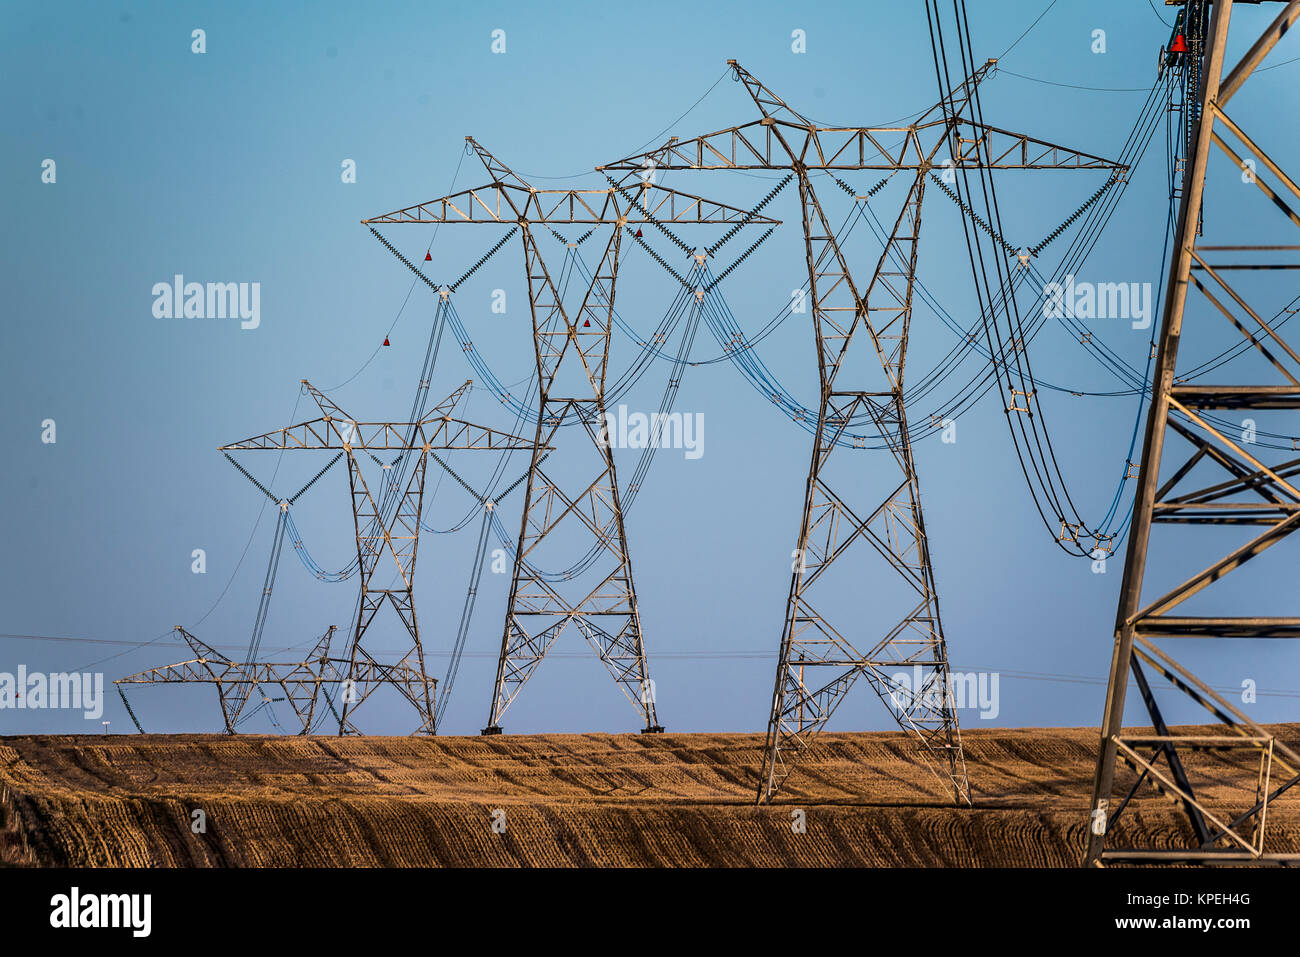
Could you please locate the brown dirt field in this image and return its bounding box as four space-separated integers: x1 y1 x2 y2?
1 725 1297 866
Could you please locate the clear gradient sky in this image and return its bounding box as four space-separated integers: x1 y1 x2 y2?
4 0 1299 737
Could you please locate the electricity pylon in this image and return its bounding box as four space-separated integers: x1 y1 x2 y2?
363 139 778 734
115 626 456 735
219 379 538 734
1087 0 1300 866
601 59 1125 803
117 626 338 734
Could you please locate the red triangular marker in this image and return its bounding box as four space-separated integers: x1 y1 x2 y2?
424 251 432 261
383 337 390 346
634 228 643 238
583 320 591 327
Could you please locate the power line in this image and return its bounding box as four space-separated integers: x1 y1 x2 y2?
998 68 1152 92
998 0 1060 60
1146 0 1172 28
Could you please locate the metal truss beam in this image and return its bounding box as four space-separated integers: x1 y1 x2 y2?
363 139 781 227
598 62 1120 175
220 380 535 452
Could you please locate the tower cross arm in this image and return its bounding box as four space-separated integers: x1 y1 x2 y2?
614 182 782 224
362 183 527 224
599 57 1122 176
948 119 1129 171
364 180 781 225
361 136 544 224
218 417 342 450
597 121 882 173
598 119 1124 174
413 418 547 451
219 380 544 451
219 419 542 451
116 659 234 684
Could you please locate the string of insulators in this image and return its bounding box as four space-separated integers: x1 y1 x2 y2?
628 226 694 291
369 227 442 292
420 447 546 520
289 452 342 504
498 451 549 502
706 174 793 256
428 450 486 503
705 228 776 292
1029 175 1119 258
117 687 145 734
546 226 597 248
928 173 1019 258
604 175 695 258
224 452 278 504
831 173 890 201
450 226 518 292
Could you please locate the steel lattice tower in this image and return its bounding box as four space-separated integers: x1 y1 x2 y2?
219 379 538 733
602 60 1125 803
364 140 777 734
1087 0 1300 866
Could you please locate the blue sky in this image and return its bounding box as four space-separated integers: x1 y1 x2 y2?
4 0 1299 738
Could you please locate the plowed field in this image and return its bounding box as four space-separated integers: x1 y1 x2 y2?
2 726 1297 866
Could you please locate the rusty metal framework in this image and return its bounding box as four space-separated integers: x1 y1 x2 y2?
1087 0 1300 866
216 379 537 734
601 59 1125 804
364 139 778 734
